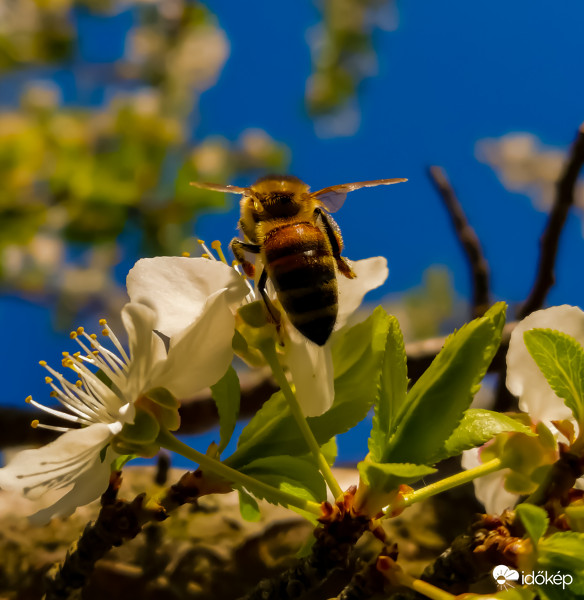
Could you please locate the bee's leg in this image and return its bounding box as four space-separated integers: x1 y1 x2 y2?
315 208 357 279
239 216 259 244
230 238 260 278
258 268 281 327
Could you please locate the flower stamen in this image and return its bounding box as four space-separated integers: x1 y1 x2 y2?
31 420 70 433
26 319 135 433
99 319 130 364
197 239 216 260
211 240 228 265
25 395 87 425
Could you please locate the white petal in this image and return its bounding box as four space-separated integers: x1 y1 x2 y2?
127 257 249 338
285 327 334 417
29 445 118 525
148 290 236 399
0 423 114 519
336 257 389 329
507 305 584 423
122 302 157 365
121 303 159 400
461 448 517 514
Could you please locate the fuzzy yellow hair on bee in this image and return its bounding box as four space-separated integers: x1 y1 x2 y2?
191 174 406 345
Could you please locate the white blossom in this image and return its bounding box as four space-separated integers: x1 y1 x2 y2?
463 305 584 513
0 277 248 523
127 251 389 417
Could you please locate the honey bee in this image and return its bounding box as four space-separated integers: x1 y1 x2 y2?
191 174 406 345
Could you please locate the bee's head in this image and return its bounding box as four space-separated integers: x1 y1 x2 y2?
249 175 310 218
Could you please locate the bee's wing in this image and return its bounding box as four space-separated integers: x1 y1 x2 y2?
190 181 250 195
311 178 407 213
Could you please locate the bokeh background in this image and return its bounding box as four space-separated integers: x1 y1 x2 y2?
2 0 584 464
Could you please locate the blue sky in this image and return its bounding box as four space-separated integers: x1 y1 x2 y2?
2 1 584 463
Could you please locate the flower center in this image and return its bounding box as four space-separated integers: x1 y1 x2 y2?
27 319 131 432
198 238 256 303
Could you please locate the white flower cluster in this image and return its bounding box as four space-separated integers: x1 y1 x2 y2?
0 252 387 523
463 305 584 514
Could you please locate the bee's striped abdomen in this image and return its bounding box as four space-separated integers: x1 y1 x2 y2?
263 222 338 346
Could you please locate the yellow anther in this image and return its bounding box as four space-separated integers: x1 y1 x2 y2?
202 253 210 259
75 381 83 388
69 331 77 339
99 318 107 326
102 329 109 336
45 376 53 384
232 260 239 267
211 240 228 264
73 352 81 358
181 251 191 257
31 420 39 429
62 358 73 368
25 395 32 404
76 327 84 335
90 333 97 340
197 239 205 244
62 351 69 357
39 360 47 367
92 350 99 355
50 391 58 397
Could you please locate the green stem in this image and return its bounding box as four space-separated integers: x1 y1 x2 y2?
260 342 343 500
157 430 322 516
387 457 505 515
391 573 456 600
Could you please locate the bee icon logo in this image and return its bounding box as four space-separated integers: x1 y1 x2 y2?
492 565 520 590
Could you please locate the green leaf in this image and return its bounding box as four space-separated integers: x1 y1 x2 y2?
516 503 549 545
538 531 584 573
524 328 584 424
357 461 436 493
296 535 316 558
237 488 261 522
432 409 535 462
368 315 408 462
210 366 241 455
226 308 393 469
320 437 338 466
536 532 584 600
238 455 326 520
566 505 584 532
381 302 507 465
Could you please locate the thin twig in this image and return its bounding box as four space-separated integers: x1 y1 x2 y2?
519 123 584 318
422 511 527 594
43 472 166 600
336 549 394 600
43 469 214 599
428 166 491 318
239 498 369 600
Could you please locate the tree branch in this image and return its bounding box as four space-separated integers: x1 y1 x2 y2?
0 326 516 450
428 165 491 318
519 123 584 318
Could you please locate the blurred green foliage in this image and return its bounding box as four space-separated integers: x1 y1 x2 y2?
307 0 397 135
1 0 449 336
0 0 288 322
